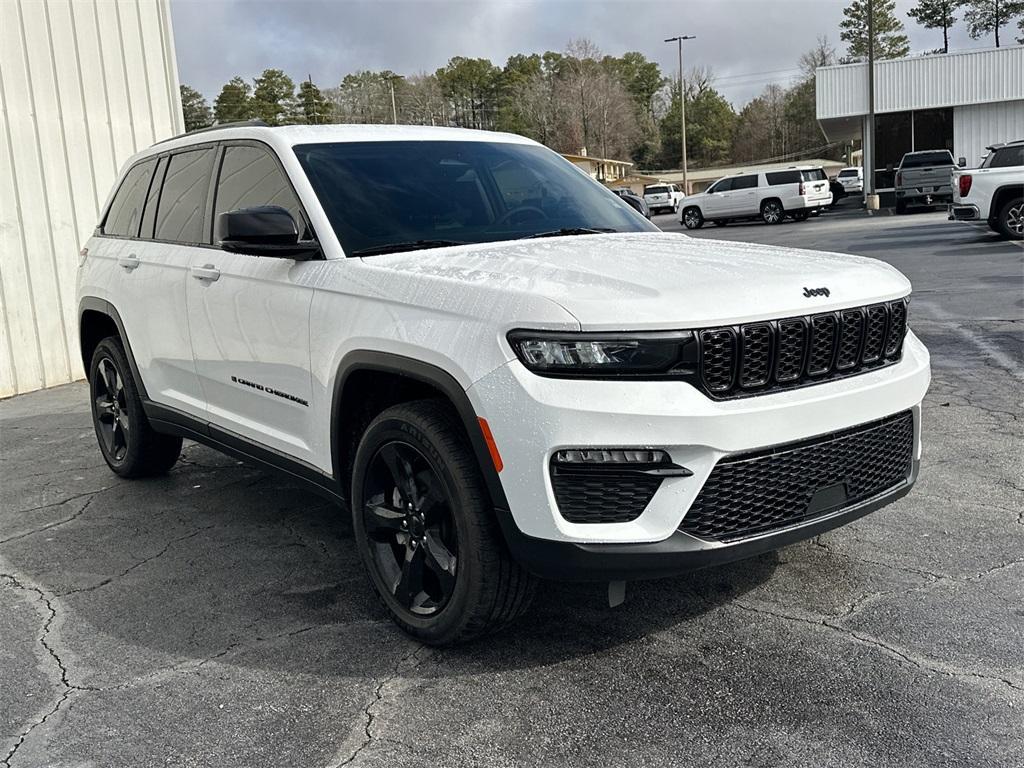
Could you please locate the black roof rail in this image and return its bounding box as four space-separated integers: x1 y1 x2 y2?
156 119 269 145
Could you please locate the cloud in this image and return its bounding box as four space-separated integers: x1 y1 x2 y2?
170 0 987 107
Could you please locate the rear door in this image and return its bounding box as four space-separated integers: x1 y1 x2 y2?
98 152 207 415
185 141 318 464
726 174 759 216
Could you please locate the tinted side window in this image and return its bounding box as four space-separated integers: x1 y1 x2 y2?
104 159 156 237
989 146 1024 168
154 148 216 244
139 156 168 240
732 175 758 190
215 146 305 235
765 171 800 186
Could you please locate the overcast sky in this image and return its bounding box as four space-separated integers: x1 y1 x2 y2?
171 0 991 108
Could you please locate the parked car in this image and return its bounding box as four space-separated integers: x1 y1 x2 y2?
78 123 930 645
836 166 863 194
680 166 832 228
894 150 956 214
611 187 651 218
642 183 683 215
949 140 1023 239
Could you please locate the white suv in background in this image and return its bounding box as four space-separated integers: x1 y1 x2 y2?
642 183 684 215
837 166 864 193
680 166 833 228
77 123 929 645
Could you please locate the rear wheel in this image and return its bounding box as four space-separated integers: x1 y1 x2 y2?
89 337 181 477
760 199 784 225
996 197 1023 239
682 207 704 229
351 400 536 645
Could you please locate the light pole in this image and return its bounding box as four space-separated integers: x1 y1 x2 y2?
665 35 695 193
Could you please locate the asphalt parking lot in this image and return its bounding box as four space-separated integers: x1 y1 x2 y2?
2 204 1022 767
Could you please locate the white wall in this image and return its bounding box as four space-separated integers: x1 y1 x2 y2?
817 46 1024 120
0 0 183 398
953 100 1024 167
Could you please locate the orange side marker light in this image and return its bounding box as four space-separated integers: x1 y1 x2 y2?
478 417 503 473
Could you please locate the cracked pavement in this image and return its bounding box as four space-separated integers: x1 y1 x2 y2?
1 207 1022 767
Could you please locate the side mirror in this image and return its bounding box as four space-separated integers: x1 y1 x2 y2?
216 206 319 260
958 157 966 168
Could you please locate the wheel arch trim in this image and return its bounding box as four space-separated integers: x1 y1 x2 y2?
78 297 148 400
329 350 512 512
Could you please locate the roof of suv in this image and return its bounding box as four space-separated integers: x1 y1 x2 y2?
131 123 539 165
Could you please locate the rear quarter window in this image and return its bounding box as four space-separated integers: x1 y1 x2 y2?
103 159 157 237
765 171 800 186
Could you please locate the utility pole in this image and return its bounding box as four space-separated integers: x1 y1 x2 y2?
665 35 695 193
865 0 878 209
389 79 398 124
307 74 317 124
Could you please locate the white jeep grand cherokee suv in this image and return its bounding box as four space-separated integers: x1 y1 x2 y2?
77 123 930 644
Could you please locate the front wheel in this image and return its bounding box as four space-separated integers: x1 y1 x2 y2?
996 197 1023 239
761 200 784 225
682 207 704 229
351 400 536 645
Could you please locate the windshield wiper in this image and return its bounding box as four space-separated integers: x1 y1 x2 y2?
351 239 468 257
523 227 618 239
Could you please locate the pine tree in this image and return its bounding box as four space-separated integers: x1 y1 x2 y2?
251 69 297 126
960 0 1024 46
213 77 253 123
907 0 960 52
840 0 912 60
298 80 332 124
179 84 212 132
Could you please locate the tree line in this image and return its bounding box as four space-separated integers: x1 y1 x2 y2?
179 0 1023 171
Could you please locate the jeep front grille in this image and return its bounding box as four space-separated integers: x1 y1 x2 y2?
697 299 908 398
679 410 914 542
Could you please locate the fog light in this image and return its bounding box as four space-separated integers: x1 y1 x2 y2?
553 448 669 465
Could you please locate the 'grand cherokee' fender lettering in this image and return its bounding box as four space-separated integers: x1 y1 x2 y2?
230 375 309 407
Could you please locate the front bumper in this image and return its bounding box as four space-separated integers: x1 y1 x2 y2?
468 330 930 560
949 204 980 221
496 460 918 581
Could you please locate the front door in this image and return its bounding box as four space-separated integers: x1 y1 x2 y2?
185 142 317 465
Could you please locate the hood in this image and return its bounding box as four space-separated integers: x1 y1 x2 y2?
361 232 911 330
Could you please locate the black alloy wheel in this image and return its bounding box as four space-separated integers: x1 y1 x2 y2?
361 441 459 616
94 357 130 463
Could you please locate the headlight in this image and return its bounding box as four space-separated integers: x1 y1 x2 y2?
507 330 696 377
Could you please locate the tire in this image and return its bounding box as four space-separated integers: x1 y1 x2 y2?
351 400 536 645
760 199 784 225
89 337 182 478
996 197 1024 240
682 207 704 229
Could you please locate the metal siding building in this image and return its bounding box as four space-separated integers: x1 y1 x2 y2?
816 47 1024 190
0 0 184 398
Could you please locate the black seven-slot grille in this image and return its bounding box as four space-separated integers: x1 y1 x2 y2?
698 299 908 398
679 410 914 542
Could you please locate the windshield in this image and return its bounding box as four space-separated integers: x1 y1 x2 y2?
900 151 954 168
293 140 656 255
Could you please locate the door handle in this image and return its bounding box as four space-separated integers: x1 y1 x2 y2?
118 254 140 271
191 264 221 282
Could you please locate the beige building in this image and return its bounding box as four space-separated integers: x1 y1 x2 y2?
562 152 635 184
0 0 184 398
